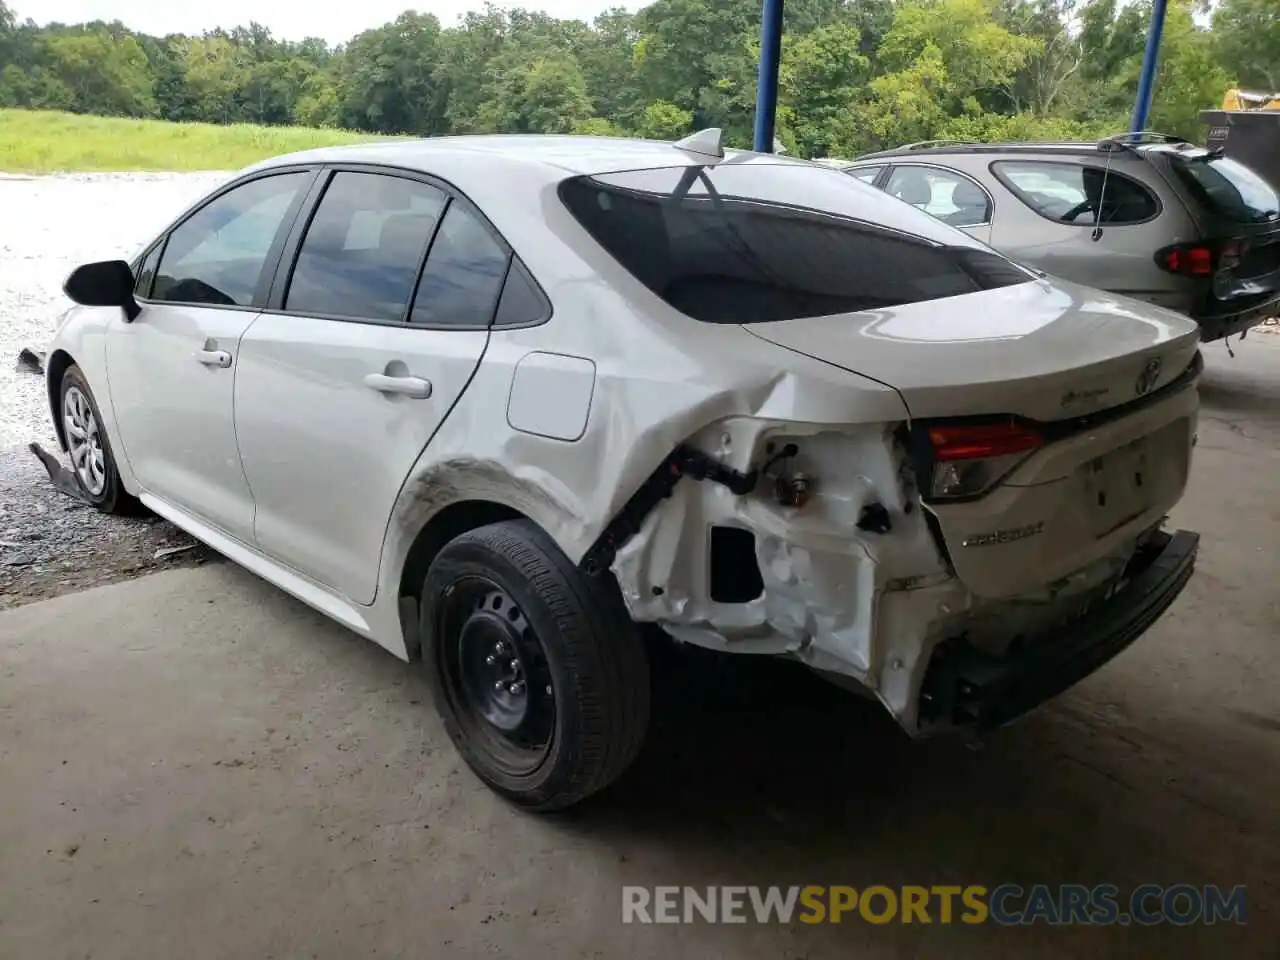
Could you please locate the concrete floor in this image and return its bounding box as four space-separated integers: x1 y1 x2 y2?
1 338 1278 959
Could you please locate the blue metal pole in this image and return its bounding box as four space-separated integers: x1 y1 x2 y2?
1130 0 1169 133
753 0 784 152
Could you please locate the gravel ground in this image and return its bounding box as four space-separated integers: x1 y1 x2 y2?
1 173 230 608
0 446 215 611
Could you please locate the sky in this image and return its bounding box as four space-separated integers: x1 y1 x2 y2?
15 0 629 44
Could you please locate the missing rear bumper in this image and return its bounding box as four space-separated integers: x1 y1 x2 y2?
918 528 1199 732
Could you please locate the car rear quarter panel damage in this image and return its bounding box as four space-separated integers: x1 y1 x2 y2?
377 288 954 727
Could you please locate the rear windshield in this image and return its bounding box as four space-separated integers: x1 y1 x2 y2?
1170 154 1280 224
557 164 1032 324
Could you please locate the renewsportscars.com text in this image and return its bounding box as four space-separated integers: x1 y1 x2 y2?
622 884 1247 926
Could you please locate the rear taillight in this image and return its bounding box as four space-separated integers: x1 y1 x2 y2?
926 421 1043 500
1155 239 1247 277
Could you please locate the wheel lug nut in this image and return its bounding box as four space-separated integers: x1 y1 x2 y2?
509 659 520 672
484 654 497 665
508 681 524 695
493 680 506 691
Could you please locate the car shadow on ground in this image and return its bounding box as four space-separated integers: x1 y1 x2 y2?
537 632 1276 942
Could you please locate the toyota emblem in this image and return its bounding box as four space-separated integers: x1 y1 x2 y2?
1135 357 1162 396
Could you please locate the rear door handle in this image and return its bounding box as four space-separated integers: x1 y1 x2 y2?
362 373 433 399
196 349 232 368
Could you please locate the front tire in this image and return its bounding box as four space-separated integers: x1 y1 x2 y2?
59 364 137 514
420 519 650 811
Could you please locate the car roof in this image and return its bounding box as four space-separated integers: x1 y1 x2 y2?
848 138 1189 164
246 134 812 182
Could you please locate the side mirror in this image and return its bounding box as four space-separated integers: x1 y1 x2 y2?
63 260 142 321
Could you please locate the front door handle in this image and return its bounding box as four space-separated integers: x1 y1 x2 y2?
362 373 432 399
196 349 232 368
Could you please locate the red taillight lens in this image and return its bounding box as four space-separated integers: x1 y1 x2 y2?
927 422 1043 462
1156 239 1247 278
926 421 1044 500
1159 244 1213 277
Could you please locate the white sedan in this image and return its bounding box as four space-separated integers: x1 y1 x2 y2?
48 130 1202 809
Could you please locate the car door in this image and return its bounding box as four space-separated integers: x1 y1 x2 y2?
106 169 314 541
882 163 994 244
233 168 513 604
988 159 1168 297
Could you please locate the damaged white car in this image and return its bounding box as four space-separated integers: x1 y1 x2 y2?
48 130 1202 809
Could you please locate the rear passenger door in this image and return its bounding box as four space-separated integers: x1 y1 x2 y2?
988 159 1170 299
233 167 532 604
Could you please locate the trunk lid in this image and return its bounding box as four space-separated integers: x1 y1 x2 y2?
745 278 1202 598
743 278 1202 421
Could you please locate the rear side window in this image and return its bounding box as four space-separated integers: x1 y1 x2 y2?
409 203 510 328
993 161 1159 225
286 172 446 322
848 166 883 184
558 165 1031 324
1169 154 1280 224
154 172 308 307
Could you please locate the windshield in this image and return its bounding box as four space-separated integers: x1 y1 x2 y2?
1170 154 1280 224
558 162 1033 324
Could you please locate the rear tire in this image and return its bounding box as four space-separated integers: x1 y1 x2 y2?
59 364 138 514
420 519 650 811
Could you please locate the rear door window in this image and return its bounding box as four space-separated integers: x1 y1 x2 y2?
558 164 1031 325
285 172 447 322
993 160 1159 225
885 165 991 227
1169 154 1280 225
153 172 308 307
848 165 883 184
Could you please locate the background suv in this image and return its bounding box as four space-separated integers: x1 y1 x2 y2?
838 136 1280 342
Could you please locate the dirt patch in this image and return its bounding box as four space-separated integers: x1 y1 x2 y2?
0 445 218 610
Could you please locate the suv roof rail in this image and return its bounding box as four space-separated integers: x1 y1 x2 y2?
898 139 978 151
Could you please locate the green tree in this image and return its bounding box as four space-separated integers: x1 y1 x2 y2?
782 23 871 156
337 12 446 134
43 32 154 116
635 99 693 138
477 52 594 133
1139 0 1230 138
1212 0 1280 91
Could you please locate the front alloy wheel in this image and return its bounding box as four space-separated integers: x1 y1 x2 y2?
63 384 106 497
59 363 137 514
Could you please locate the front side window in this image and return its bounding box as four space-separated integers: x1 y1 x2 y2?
409 202 510 328
153 172 308 307
993 160 1159 225
558 163 1030 325
286 172 447 322
134 243 162 298
885 165 991 227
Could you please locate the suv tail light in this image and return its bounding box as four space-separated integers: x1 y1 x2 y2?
1155 239 1246 277
926 421 1044 500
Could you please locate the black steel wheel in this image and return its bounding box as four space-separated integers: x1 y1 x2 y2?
420 518 650 810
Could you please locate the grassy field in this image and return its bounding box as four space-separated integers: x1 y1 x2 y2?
0 109 397 174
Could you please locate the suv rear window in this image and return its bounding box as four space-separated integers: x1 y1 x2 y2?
993 160 1160 225
1169 154 1280 225
558 164 1031 324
